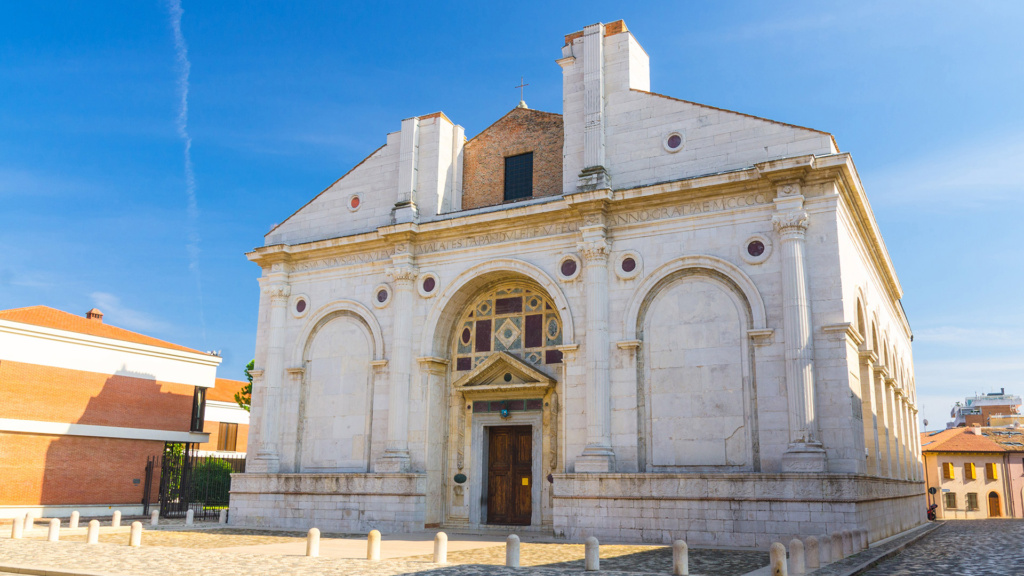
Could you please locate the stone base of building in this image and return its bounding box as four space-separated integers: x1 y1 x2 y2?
228 473 426 533
551 473 926 548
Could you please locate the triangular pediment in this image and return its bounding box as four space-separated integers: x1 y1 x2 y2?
452 351 555 390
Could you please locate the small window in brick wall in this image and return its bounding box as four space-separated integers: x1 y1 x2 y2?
504 152 534 201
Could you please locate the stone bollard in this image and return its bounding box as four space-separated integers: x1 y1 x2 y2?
87 520 99 544
830 533 843 559
306 528 320 557
584 536 600 571
70 511 80 530
367 529 381 561
130 522 142 547
859 529 869 550
434 532 448 564
804 536 819 570
770 542 788 576
789 539 804 575
841 531 852 557
24 513 34 531
150 510 160 526
47 518 60 542
672 540 689 576
505 534 520 568
112 510 121 528
852 530 864 553
185 509 194 525
818 534 832 565
11 516 24 539
219 509 227 524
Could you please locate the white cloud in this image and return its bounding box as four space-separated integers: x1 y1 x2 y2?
89 292 171 334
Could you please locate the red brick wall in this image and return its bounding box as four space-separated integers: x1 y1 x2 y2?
0 360 194 431
462 108 563 210
0 433 162 506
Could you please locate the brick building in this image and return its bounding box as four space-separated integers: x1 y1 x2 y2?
920 427 1022 519
197 378 250 456
948 389 1021 428
0 306 221 518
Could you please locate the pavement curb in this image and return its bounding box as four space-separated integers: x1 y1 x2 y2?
0 563 119 576
810 522 943 576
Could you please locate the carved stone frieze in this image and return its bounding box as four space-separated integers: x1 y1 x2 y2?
771 210 809 234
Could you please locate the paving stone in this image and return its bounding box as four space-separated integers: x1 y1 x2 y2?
858 520 1024 576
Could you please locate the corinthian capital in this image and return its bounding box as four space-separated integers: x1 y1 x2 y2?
386 266 419 285
577 239 611 263
772 210 809 234
263 284 291 304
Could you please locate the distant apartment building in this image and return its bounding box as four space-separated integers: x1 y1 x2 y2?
948 389 1021 428
197 378 250 457
0 306 222 518
921 426 1022 519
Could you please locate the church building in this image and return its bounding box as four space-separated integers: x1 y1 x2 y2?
232 21 925 547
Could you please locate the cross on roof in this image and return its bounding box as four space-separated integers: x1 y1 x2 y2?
515 76 529 102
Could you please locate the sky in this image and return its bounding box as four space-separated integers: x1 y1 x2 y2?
1 1 1022 430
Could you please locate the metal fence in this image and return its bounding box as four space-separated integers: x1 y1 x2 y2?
145 443 246 520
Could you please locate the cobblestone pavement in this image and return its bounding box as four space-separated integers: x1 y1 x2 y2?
1 531 768 576
860 520 1024 576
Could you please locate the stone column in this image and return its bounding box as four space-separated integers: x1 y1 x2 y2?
773 184 826 472
912 407 923 480
251 280 290 473
378 251 417 472
575 217 615 473
873 367 892 477
577 23 611 192
859 351 880 475
883 377 901 479
902 398 915 480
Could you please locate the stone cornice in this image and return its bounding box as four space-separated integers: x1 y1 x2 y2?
822 322 864 346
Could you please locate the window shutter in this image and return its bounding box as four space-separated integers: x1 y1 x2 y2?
987 463 998 480
965 463 976 480
943 462 954 479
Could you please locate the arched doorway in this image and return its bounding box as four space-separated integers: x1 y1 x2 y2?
988 491 1001 517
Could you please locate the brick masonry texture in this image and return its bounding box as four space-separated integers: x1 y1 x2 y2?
461 108 563 210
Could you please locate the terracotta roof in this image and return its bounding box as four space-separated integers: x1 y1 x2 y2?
981 428 1024 451
207 377 248 403
0 305 204 355
920 427 1005 453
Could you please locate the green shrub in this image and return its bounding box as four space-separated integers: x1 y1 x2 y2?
190 458 233 506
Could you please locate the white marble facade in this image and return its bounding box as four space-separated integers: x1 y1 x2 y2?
230 21 925 546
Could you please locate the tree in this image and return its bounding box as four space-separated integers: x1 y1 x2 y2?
234 359 253 412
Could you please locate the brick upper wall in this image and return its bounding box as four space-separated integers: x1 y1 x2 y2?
0 360 194 432
461 107 564 210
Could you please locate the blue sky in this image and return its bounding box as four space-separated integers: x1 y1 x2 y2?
1 2 1021 430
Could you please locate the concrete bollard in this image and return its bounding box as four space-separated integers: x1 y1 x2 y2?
130 522 142 547
770 542 788 576
47 518 60 542
69 511 80 530
24 513 34 531
185 509 194 525
830 533 843 559
584 536 600 571
150 510 160 526
841 531 852 557
11 516 24 539
672 540 689 575
306 528 320 557
367 529 381 561
804 536 819 570
818 534 832 565
434 532 448 564
789 539 804 575
111 510 121 528
859 529 869 550
852 530 864 552
87 520 99 544
505 534 520 568
219 509 227 524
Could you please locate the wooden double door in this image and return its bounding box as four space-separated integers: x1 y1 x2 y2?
487 426 532 525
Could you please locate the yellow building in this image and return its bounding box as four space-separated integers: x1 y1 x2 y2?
921 427 1009 519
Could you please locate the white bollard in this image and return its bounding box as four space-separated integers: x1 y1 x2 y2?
24 513 34 531
770 542 788 576
831 533 843 559
434 532 448 564
87 520 99 544
129 522 142 547
111 510 121 528
505 534 521 568
789 539 804 575
47 518 60 542
367 529 381 561
11 516 24 539
859 529 869 550
185 509 194 525
841 531 852 557
150 510 160 526
584 536 600 571
672 540 689 575
306 528 320 557
852 529 864 552
804 536 820 570
219 509 227 524
69 511 80 530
